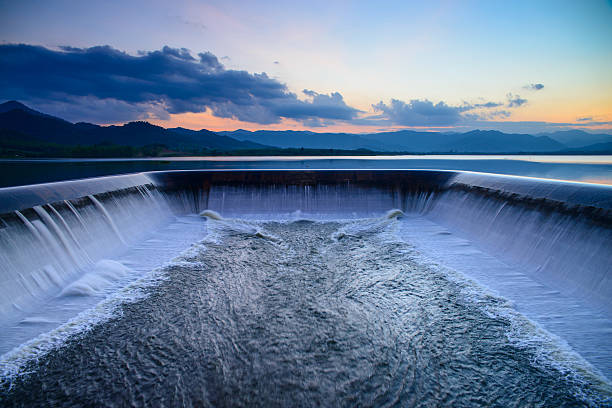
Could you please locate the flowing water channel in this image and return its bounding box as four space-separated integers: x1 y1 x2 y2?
2 213 610 407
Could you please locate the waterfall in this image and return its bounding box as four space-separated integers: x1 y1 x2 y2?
0 185 172 323
0 169 610 349
410 186 612 314
204 184 400 216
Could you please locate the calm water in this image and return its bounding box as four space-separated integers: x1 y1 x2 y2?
1 155 611 187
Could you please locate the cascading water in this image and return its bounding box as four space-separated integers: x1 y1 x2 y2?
0 186 172 322
410 187 612 313
0 170 610 406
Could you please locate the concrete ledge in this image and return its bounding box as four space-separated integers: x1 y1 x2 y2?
1 169 611 215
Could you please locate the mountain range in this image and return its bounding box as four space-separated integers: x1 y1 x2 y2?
1 100 611 156
218 129 574 153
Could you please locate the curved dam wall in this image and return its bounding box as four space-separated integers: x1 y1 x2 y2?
0 170 610 324
0 174 173 322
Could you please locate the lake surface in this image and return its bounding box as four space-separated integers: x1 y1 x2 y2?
1 155 611 187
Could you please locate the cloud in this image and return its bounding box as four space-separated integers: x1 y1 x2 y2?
0 44 359 124
472 101 503 109
464 109 512 121
372 99 472 126
524 83 544 91
167 15 207 32
570 118 612 126
506 93 527 107
371 97 508 126
282 90 359 120
30 96 171 123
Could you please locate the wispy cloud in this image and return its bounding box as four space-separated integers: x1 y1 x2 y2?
506 93 528 107
472 101 503 108
523 83 544 91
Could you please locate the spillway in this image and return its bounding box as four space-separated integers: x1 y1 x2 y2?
0 169 611 406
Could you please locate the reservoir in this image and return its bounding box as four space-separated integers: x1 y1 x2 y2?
0 169 611 406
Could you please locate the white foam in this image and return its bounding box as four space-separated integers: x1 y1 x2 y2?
0 214 206 362
199 209 224 220
0 186 172 324
432 257 612 402
397 215 612 383
385 208 404 219
60 260 131 297
0 219 207 383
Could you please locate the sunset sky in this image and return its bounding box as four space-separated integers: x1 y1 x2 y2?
1 0 611 134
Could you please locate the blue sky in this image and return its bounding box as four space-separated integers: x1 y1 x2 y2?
0 0 611 133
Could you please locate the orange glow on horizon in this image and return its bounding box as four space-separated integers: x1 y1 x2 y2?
146 110 440 134
145 109 612 134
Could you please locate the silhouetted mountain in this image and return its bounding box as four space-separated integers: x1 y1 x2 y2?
563 141 612 153
168 127 268 150
0 100 48 116
538 130 612 149
0 105 83 144
445 130 564 153
3 100 610 156
222 128 566 153
0 101 270 151
220 130 392 150
360 130 456 151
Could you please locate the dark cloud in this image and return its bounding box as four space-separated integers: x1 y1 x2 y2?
524 83 544 91
576 117 593 122
279 90 359 121
164 47 196 61
0 44 359 124
30 96 170 123
506 93 527 107
372 99 471 126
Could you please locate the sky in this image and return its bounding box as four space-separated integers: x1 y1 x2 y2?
0 0 611 134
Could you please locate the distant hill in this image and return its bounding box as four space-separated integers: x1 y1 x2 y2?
0 101 270 152
222 128 567 153
444 130 565 153
2 100 612 156
359 130 455 151
538 130 612 149
220 130 392 150
563 141 612 153
0 100 50 116
168 127 268 150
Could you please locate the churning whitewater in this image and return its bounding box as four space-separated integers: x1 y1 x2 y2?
1 213 610 406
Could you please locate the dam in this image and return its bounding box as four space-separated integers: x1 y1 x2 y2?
0 169 611 406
